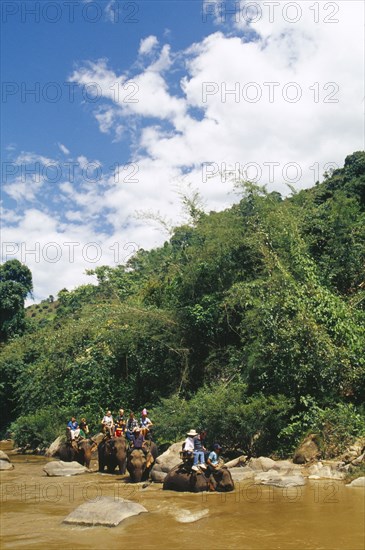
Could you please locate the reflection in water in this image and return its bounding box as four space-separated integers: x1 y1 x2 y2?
1 446 364 550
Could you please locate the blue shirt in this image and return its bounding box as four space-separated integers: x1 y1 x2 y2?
132 434 145 449
208 451 219 465
67 420 78 431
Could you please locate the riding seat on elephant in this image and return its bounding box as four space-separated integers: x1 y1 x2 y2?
127 440 158 482
56 439 97 469
163 463 234 492
98 436 127 474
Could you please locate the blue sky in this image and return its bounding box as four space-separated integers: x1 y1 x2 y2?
1 1 364 302
2 1 216 167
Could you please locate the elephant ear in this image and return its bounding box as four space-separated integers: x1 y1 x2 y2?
146 452 154 469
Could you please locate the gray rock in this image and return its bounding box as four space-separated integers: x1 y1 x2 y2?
255 471 306 487
63 497 147 527
273 460 302 474
155 441 184 473
349 438 365 454
307 463 345 480
0 459 14 470
44 460 88 477
228 467 255 482
151 468 167 483
248 457 278 472
0 451 11 462
224 455 248 469
293 434 320 464
45 436 65 457
351 453 365 466
91 433 105 446
346 477 365 488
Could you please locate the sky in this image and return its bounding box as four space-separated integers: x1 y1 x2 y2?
1 0 364 303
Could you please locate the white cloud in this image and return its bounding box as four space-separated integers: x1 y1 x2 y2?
3 1 364 300
139 35 159 56
58 143 70 155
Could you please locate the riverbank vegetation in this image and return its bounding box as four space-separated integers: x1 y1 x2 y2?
1 152 364 456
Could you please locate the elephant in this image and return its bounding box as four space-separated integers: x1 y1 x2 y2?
127 441 158 482
163 464 234 492
56 439 97 469
98 436 127 474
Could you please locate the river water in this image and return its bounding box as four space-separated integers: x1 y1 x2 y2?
1 442 364 550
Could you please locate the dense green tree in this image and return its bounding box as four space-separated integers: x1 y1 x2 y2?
1 153 364 452
0 260 33 342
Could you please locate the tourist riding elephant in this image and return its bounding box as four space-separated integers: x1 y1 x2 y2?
57 439 96 469
98 436 127 474
127 441 158 482
163 464 234 492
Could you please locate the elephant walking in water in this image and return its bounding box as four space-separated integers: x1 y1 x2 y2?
98 436 127 474
163 464 234 492
127 441 158 482
57 439 97 469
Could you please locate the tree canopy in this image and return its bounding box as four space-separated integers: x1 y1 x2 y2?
0 259 33 343
1 152 364 454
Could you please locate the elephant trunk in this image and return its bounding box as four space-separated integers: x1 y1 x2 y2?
132 468 143 483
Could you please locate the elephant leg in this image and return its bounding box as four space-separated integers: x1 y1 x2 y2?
107 462 116 473
98 454 105 472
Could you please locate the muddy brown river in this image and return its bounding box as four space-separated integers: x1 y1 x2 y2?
1 442 364 550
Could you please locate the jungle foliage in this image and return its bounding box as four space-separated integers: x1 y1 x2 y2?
1 152 365 454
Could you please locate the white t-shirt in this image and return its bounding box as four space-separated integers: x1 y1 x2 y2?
184 436 195 452
102 415 114 427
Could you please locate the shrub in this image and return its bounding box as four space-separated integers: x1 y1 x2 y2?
10 406 101 449
278 397 365 457
151 382 294 456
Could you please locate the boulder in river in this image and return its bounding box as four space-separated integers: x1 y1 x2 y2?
0 450 11 462
293 434 321 464
228 467 255 482
0 460 14 470
248 457 279 471
155 441 184 473
224 455 248 469
255 471 306 487
150 466 167 483
45 436 65 457
44 460 88 477
307 462 345 480
346 477 365 488
63 497 147 527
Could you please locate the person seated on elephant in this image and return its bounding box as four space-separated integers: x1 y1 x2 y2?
140 408 153 439
101 410 114 437
181 429 197 469
79 418 89 436
66 417 80 449
78 426 86 439
207 443 223 473
126 411 139 442
115 419 125 438
116 408 126 429
192 431 207 472
130 427 148 455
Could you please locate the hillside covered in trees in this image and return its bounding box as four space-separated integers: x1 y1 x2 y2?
1 151 364 457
